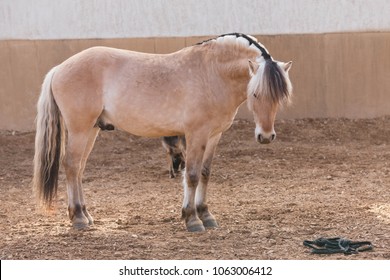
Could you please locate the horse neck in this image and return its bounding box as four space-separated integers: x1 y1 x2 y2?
206 44 257 106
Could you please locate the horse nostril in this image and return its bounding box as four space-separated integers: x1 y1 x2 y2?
257 134 262 143
271 133 276 141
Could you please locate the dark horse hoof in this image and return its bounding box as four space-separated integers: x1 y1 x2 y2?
187 223 206 232
202 219 218 229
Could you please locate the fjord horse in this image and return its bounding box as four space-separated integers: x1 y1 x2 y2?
33 33 292 232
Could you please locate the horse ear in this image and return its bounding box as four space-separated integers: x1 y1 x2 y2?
284 61 292 72
248 60 259 77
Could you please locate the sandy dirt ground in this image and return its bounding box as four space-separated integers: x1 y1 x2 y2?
0 117 389 260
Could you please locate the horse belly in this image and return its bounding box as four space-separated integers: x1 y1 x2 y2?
102 101 185 137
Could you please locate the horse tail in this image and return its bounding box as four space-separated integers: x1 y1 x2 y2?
260 59 292 104
33 66 65 209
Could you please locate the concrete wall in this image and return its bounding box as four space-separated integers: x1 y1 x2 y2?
2 0 390 39
1 0 390 130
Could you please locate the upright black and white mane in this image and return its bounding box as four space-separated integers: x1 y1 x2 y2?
197 32 272 60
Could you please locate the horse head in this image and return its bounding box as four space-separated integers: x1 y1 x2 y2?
247 58 292 144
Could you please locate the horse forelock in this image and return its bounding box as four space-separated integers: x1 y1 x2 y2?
248 60 292 106
197 33 271 60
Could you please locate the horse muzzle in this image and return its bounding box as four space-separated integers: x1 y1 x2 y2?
256 132 276 144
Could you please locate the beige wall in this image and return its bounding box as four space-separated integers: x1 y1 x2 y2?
1 32 390 131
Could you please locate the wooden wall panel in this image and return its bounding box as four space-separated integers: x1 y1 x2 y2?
1 33 389 131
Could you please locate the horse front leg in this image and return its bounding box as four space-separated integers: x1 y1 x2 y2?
181 134 207 232
196 133 221 228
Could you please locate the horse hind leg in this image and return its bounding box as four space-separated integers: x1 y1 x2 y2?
168 152 175 178
178 136 186 171
78 127 100 225
172 153 184 175
171 136 186 177
162 138 175 178
64 129 97 229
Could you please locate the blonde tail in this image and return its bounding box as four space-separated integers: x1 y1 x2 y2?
33 67 65 209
